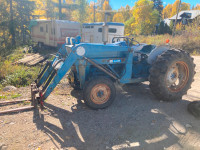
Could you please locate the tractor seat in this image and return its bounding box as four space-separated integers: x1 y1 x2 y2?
133 44 156 54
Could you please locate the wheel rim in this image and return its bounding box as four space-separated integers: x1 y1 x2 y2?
165 61 189 92
90 84 111 105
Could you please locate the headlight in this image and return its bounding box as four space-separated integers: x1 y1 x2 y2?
76 46 85 56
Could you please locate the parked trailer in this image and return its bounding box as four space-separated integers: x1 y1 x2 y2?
82 22 125 43
30 19 81 47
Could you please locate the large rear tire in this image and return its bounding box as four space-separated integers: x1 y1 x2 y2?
83 77 116 109
149 49 195 101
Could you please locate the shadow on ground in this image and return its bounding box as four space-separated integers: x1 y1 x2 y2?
33 82 200 150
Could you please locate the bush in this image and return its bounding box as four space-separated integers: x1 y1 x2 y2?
0 47 40 88
1 67 39 87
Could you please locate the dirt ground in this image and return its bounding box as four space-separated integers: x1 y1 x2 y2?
0 56 200 150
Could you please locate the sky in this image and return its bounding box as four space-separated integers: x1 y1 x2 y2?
88 0 199 10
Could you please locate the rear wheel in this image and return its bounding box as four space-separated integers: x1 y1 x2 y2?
149 49 195 101
83 77 116 109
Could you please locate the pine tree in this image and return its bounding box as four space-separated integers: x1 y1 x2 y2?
119 5 132 22
97 0 109 8
158 21 172 34
152 0 163 17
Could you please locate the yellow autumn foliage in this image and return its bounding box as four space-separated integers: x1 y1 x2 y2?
131 0 159 35
112 13 124 23
163 0 190 19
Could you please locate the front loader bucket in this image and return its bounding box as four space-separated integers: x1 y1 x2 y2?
0 43 78 115
0 84 38 115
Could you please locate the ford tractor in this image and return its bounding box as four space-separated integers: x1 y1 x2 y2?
27 22 195 110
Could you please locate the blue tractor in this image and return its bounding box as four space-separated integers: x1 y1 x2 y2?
32 24 195 110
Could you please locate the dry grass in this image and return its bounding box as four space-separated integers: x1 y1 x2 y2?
135 33 200 55
135 21 200 55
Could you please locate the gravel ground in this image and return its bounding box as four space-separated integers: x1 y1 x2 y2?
0 56 200 150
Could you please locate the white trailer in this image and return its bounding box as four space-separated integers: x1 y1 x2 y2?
82 22 124 43
30 19 81 47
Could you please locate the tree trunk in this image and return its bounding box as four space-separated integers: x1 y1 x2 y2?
10 0 15 46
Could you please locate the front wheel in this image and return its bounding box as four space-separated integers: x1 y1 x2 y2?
83 77 116 109
149 49 195 101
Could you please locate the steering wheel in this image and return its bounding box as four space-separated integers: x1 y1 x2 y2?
112 37 140 46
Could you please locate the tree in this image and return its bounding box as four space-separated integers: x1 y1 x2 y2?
86 3 95 22
171 0 190 17
15 0 35 43
176 22 183 32
163 4 172 19
124 16 135 36
169 20 174 31
97 0 109 8
102 0 112 21
96 12 103 22
0 0 10 47
194 4 200 10
112 13 124 23
180 2 190 11
157 21 171 34
171 0 180 17
32 0 47 19
72 0 88 23
131 0 160 35
119 5 132 22
152 0 163 16
46 0 56 19
163 1 190 19
9 0 15 46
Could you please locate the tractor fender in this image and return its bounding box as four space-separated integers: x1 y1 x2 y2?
147 45 170 65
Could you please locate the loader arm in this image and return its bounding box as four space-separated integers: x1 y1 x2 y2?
35 44 79 104
43 52 78 99
36 44 68 87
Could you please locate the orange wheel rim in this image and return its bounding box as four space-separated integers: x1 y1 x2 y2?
165 61 189 92
90 84 111 105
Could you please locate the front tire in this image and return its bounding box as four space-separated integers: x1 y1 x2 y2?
83 77 116 109
149 49 195 101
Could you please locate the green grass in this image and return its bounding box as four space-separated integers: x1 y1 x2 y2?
0 92 22 100
0 46 41 89
11 93 22 99
0 95 7 99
